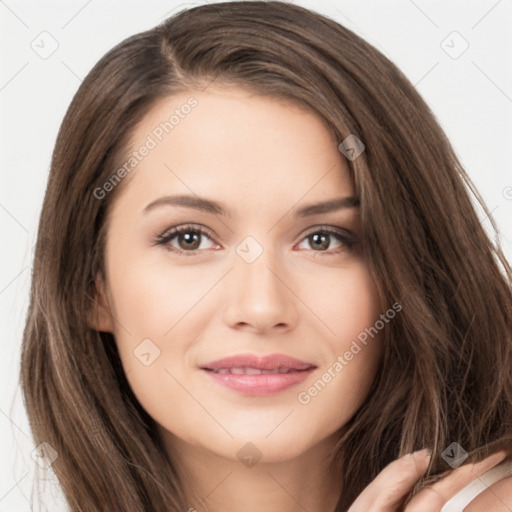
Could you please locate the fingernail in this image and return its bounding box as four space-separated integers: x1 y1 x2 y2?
412 448 432 460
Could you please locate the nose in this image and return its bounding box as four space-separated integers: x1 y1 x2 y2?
222 247 299 334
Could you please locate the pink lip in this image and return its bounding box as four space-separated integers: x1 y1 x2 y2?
200 353 316 396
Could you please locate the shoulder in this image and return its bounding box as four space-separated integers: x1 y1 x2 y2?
463 475 512 511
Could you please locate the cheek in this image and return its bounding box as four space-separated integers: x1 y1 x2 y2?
295 261 384 425
105 247 221 341
102 250 223 412
332 262 384 378
304 258 382 342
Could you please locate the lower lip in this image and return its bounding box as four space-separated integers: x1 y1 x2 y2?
202 368 315 396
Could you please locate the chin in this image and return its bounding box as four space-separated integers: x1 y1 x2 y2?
222 429 320 463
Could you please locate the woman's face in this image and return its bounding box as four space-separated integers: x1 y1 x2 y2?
94 86 384 464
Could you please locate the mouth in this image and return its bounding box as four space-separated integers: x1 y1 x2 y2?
199 353 317 396
204 367 311 374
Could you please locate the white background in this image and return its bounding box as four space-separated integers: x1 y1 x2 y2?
1 0 511 509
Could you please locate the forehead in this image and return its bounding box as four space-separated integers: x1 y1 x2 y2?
112 86 353 213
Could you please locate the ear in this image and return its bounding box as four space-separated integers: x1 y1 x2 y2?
87 273 114 333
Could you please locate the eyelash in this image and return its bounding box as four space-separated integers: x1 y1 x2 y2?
153 223 357 257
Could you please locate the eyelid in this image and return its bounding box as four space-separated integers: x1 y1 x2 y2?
298 224 355 240
158 222 217 242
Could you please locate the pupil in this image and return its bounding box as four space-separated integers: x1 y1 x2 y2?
311 233 329 250
180 232 200 250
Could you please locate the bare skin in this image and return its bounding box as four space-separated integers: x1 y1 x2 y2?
349 449 509 511
91 86 509 511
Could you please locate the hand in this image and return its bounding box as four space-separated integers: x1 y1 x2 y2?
347 448 508 511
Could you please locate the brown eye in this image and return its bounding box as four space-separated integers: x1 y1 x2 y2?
308 233 332 251
297 229 351 252
176 231 202 250
155 224 218 255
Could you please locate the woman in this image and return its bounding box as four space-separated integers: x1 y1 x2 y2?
20 2 512 511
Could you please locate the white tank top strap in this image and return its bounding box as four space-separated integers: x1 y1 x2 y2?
440 460 512 512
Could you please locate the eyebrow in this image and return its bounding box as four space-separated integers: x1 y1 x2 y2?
143 194 359 217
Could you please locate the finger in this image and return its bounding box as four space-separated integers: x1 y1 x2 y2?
348 449 431 512
404 450 508 512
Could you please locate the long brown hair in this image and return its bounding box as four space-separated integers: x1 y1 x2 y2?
20 1 512 510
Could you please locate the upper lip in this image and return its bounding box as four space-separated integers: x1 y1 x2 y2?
200 353 316 371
